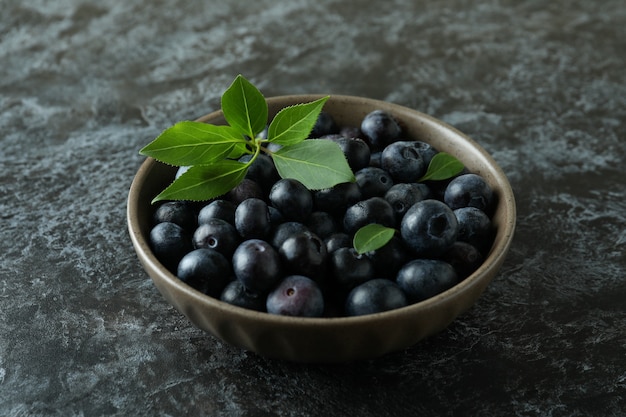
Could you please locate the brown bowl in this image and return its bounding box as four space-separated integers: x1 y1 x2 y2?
127 95 516 363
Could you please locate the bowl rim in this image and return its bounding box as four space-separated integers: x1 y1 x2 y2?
128 94 516 328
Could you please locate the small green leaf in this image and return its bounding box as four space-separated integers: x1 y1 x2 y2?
418 152 465 182
271 139 355 190
221 75 268 138
267 96 329 146
353 224 396 255
152 160 248 203
140 122 243 166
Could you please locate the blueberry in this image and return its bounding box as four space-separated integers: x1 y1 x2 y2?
268 205 285 225
232 239 282 294
266 275 325 317
360 110 402 150
149 222 192 273
198 200 237 226
396 259 458 303
235 198 271 239
324 232 352 253
192 218 240 258
366 235 409 279
314 182 362 216
220 279 266 312
152 201 196 232
269 178 313 223
177 248 231 297
278 231 328 280
333 137 371 172
400 199 458 257
380 141 426 182
355 167 394 199
384 183 432 222
454 207 494 253
341 125 364 139
239 153 279 193
330 247 375 290
305 211 338 239
310 112 339 138
226 178 264 204
270 221 310 249
441 241 483 279
369 151 382 168
345 278 408 316
444 173 494 213
343 197 396 235
411 141 438 167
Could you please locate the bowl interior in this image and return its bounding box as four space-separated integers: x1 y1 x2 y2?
128 95 516 362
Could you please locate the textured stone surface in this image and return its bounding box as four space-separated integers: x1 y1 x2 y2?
1 0 625 415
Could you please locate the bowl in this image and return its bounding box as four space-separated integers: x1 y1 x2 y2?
127 95 516 363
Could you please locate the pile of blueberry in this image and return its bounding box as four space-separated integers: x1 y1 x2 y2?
148 110 496 317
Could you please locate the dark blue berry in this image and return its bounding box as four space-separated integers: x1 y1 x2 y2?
333 137 371 172
454 207 493 253
305 211 338 239
270 221 310 249
360 110 402 150
235 198 271 239
369 151 382 168
314 181 362 216
345 278 408 316
380 141 426 183
269 178 313 223
384 183 432 222
232 239 282 294
220 280 266 312
355 167 394 199
149 222 192 273
192 218 240 258
226 178 264 204
198 200 236 226
310 112 339 138
278 231 328 280
412 141 438 167
441 241 483 279
324 232 352 253
444 173 494 213
343 197 396 235
396 259 458 303
152 201 196 232
177 248 231 297
239 153 279 193
266 275 325 317
268 205 285 225
330 247 375 290
366 235 409 279
339 125 363 140
400 199 458 257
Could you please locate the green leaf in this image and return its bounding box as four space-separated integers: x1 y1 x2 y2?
267 96 329 146
271 139 355 190
418 152 465 182
353 224 396 255
140 121 243 166
221 74 268 138
152 160 248 203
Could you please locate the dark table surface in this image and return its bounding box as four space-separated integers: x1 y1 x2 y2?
1 1 625 416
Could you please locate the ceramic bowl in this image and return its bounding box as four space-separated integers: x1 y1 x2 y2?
127 95 516 363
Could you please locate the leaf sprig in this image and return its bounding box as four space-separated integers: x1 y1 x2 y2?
140 75 355 203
